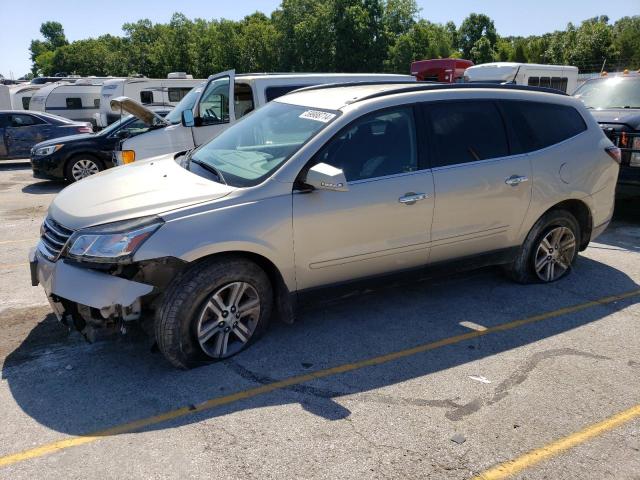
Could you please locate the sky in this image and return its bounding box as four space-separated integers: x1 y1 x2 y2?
1 0 639 78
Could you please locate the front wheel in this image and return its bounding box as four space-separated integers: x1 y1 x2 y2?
155 257 273 369
506 210 580 284
65 155 102 182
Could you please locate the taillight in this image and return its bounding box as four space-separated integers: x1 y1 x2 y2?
77 126 93 133
605 146 621 164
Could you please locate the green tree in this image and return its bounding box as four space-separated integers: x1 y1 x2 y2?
470 36 496 64
613 16 640 69
29 21 69 75
385 20 452 72
458 13 497 59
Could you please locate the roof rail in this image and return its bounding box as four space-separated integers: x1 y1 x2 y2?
290 81 568 104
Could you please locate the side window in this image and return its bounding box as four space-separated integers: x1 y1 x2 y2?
120 118 151 137
168 87 192 103
528 76 539 87
198 76 230 125
315 106 418 182
539 77 551 88
427 101 508 167
21 97 31 109
9 114 43 127
265 85 307 102
235 83 255 118
500 101 587 153
140 91 154 104
550 77 563 91
66 97 82 109
93 98 100 108
560 78 568 93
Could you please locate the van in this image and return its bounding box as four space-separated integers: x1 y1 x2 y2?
464 62 579 93
96 74 203 127
113 71 415 163
30 82 619 368
410 58 474 83
29 79 107 126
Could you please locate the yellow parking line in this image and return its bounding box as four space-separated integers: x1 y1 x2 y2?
474 403 640 479
0 288 638 469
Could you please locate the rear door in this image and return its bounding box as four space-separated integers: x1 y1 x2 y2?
5 113 48 158
192 70 236 148
423 100 532 263
0 114 8 158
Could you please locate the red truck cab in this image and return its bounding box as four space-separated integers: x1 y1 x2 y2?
410 58 474 83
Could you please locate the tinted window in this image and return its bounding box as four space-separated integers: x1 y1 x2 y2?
93 98 100 108
500 101 587 153
9 114 43 127
235 83 255 118
21 97 31 109
427 101 508 167
528 77 539 87
560 78 568 93
265 85 307 102
168 87 192 103
66 97 82 109
140 91 153 104
550 77 562 90
539 77 551 88
316 106 418 182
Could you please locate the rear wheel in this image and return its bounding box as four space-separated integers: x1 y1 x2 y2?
155 257 273 369
506 210 580 284
65 155 102 182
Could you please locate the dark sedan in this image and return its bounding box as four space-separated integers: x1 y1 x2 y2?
0 111 92 160
31 111 170 182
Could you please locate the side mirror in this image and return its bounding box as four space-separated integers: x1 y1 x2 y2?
305 163 348 192
181 109 195 127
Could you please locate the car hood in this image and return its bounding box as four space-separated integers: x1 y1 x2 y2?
49 153 235 230
110 96 169 127
34 132 96 148
589 109 640 130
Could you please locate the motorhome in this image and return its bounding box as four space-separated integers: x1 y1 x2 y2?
114 71 416 163
464 62 579 93
29 79 105 126
0 85 9 110
410 58 474 83
96 73 202 127
9 83 42 109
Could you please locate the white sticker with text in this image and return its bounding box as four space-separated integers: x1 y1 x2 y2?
299 110 336 123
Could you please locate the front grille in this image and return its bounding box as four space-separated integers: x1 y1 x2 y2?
38 216 74 261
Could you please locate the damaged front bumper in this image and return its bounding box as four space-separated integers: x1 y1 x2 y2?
29 247 154 336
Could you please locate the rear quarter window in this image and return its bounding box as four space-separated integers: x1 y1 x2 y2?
500 101 587 153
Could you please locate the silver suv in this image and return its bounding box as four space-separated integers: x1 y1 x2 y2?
30 83 620 368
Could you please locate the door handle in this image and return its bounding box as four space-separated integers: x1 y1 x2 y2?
398 192 429 205
505 175 529 186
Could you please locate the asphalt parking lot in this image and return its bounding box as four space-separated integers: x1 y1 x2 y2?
0 160 639 479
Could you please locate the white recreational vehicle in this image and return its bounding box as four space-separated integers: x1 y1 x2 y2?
96 73 202 127
464 62 579 93
29 79 106 126
9 83 43 109
113 71 416 163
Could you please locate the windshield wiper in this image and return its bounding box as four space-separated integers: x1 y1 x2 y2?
190 158 227 185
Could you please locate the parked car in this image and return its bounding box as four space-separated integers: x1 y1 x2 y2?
112 71 416 164
574 72 640 198
464 62 579 93
29 83 619 368
30 109 171 182
410 58 473 83
0 111 92 160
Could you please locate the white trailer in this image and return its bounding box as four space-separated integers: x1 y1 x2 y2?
29 79 105 126
96 74 202 127
9 83 43 109
464 62 579 93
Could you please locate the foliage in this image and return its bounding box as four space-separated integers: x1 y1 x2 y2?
26 6 640 78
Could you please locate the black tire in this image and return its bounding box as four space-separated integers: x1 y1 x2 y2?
155 256 273 369
505 209 581 284
64 154 103 183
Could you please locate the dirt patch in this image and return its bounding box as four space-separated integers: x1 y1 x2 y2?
0 306 68 368
0 182 14 192
2 205 48 220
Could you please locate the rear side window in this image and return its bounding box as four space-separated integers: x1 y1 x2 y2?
66 97 82 109
22 97 31 109
140 90 154 104
168 87 192 103
528 77 539 87
265 85 307 102
9 114 44 127
426 101 509 167
500 101 587 153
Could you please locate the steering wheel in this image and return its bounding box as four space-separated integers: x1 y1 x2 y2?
204 108 220 122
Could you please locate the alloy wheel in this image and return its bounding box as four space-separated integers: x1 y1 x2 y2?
534 226 576 282
196 281 260 358
71 159 100 181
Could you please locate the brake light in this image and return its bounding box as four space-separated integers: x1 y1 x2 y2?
77 126 93 133
605 146 621 164
121 150 136 164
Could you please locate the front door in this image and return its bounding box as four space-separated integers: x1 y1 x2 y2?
191 70 236 148
293 105 434 290
422 100 532 263
5 113 47 158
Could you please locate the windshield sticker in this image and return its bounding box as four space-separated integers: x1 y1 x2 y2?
299 110 336 123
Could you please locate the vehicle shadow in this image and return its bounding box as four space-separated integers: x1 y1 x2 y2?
2 256 638 438
21 181 65 195
594 196 640 252
0 160 31 171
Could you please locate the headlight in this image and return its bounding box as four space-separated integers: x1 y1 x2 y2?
66 216 163 263
631 137 640 167
34 144 63 156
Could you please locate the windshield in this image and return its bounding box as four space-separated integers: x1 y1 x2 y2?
165 85 203 124
190 102 339 187
99 115 133 135
574 77 640 109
